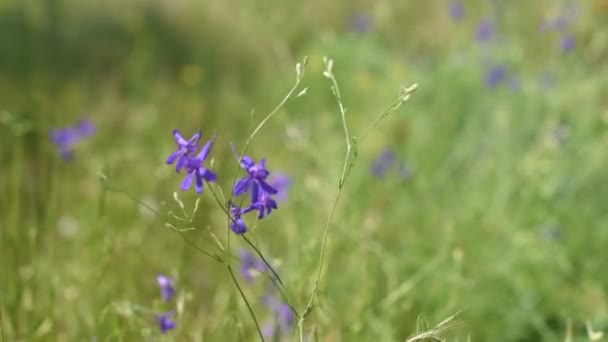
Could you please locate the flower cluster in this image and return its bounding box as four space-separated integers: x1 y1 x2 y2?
538 3 579 53
166 130 288 235
49 119 96 161
371 147 411 180
228 145 282 235
166 129 217 194
155 274 177 333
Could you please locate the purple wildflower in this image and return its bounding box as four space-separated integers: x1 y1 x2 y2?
229 202 247 235
349 11 371 34
156 274 176 302
269 173 291 202
243 190 278 219
262 295 295 338
560 34 575 52
166 129 201 172
231 145 278 202
155 312 176 333
49 119 96 161
449 1 465 21
371 148 395 177
181 134 217 194
239 249 267 282
475 19 495 43
484 65 506 88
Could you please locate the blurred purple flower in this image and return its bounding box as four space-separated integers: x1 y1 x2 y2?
181 133 217 194
560 34 575 52
231 145 278 203
449 1 465 21
262 295 295 339
350 11 372 34
475 19 495 43
484 65 506 88
269 173 292 202
49 119 96 161
156 274 176 302
239 249 267 282
229 202 247 235
371 148 395 177
166 129 200 172
155 312 176 333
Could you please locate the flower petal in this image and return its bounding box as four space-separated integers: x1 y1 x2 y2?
173 129 187 146
188 129 201 145
251 182 260 203
233 177 251 196
175 155 186 172
197 133 216 161
200 168 217 182
166 151 180 165
195 172 204 194
181 172 194 191
259 180 278 195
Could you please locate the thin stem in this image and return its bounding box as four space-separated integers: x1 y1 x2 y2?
227 265 265 342
298 60 417 340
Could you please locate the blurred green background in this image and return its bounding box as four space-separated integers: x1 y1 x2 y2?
2 0 608 341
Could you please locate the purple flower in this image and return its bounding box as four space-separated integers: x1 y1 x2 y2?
262 295 295 338
371 148 395 177
155 312 176 333
349 11 371 34
166 129 201 173
475 19 495 43
181 134 217 194
243 190 278 219
156 274 176 302
49 119 96 161
449 1 465 21
560 34 575 52
229 202 247 235
484 65 506 88
239 249 267 282
231 145 278 203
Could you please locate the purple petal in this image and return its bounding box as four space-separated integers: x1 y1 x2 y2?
196 134 215 161
173 129 187 146
230 218 247 234
251 182 260 203
166 151 180 165
181 173 194 191
76 120 96 136
195 173 204 194
233 177 251 196
187 129 201 145
259 180 278 195
199 168 217 182
175 155 186 172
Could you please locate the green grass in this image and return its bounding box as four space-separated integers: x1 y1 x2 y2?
2 1 608 341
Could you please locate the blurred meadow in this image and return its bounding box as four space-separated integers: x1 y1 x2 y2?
2 0 608 341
